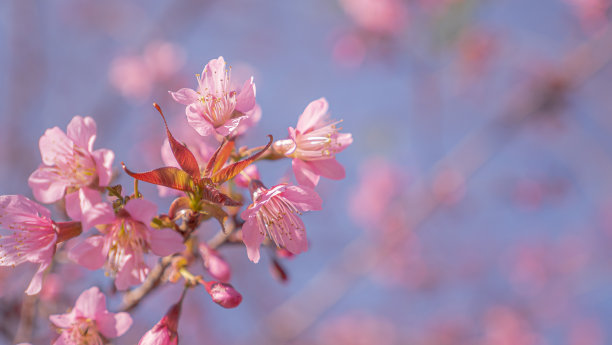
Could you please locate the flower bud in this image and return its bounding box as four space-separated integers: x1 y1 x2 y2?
270 258 289 283
199 243 231 282
138 301 182 345
203 281 242 308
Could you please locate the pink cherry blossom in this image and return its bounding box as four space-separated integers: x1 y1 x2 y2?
49 286 132 345
240 180 322 263
69 196 185 290
338 0 408 35
65 187 115 231
0 195 56 295
138 301 181 345
234 164 260 189
170 56 257 137
274 98 353 187
28 116 114 204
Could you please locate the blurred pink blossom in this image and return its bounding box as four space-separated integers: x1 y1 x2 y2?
199 243 231 283
49 286 132 344
28 116 114 204
338 0 408 35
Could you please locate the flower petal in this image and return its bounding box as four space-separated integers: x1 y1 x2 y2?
39 127 73 166
97 311 133 338
68 236 106 270
169 88 199 105
296 98 329 133
309 158 346 180
186 103 215 136
149 229 185 256
124 198 158 226
235 77 256 113
74 286 106 319
92 149 115 187
292 159 320 188
28 166 69 204
282 185 323 212
67 116 97 152
25 261 50 295
241 217 265 263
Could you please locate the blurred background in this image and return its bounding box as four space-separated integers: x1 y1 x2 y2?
2 0 612 344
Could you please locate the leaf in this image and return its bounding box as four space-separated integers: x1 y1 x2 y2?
204 139 234 178
154 103 201 180
199 202 229 233
122 163 194 192
211 135 272 184
200 183 242 206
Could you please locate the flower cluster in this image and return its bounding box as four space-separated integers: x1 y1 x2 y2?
0 56 351 344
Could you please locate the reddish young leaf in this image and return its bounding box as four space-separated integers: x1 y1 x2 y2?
122 163 194 192
154 103 201 180
204 139 234 178
200 183 242 206
210 135 273 184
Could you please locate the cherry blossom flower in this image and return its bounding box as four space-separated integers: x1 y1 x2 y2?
241 180 322 263
338 0 408 35
0 195 81 295
274 98 352 187
65 187 115 231
170 56 256 137
49 286 132 345
138 300 182 345
68 196 185 290
28 116 114 204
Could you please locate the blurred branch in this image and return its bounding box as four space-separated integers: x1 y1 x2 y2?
254 23 612 344
13 294 38 344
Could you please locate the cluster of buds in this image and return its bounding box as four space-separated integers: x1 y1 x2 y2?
1 56 352 344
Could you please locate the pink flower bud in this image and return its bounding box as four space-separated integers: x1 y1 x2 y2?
138 301 182 345
203 281 242 308
199 243 231 282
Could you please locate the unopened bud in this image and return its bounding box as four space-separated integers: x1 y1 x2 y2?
138 300 182 345
199 243 231 282
203 281 242 308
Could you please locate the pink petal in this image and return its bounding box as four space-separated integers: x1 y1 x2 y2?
65 190 81 221
124 198 157 226
283 185 323 212
67 116 97 152
169 88 199 105
39 127 73 166
68 236 106 270
201 56 227 96
114 255 147 290
296 98 329 133
215 116 245 137
28 166 69 204
309 158 346 180
25 261 50 295
292 159 320 188
92 148 115 187
235 77 256 113
97 311 133 338
49 310 76 329
279 216 308 255
74 286 106 319
52 332 72 345
241 217 265 263
234 104 262 136
149 229 185 256
0 194 51 220
186 104 215 136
